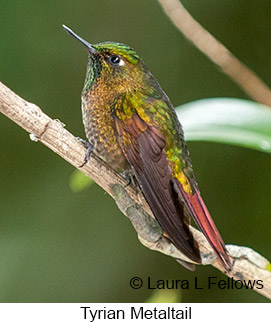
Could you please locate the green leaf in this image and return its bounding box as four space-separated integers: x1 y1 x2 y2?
69 169 94 192
176 98 271 153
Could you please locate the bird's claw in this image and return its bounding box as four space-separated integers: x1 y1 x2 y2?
120 171 141 194
76 137 94 167
120 171 133 188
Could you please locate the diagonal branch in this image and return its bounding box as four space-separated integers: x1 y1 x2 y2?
0 81 270 299
157 0 271 107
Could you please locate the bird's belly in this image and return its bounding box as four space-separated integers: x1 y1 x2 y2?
93 135 128 172
82 104 128 172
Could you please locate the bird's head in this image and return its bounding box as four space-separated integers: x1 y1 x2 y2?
63 25 149 99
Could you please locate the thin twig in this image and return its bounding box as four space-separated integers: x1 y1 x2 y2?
0 81 270 299
157 0 271 106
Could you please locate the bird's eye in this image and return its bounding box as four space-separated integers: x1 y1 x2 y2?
108 55 124 66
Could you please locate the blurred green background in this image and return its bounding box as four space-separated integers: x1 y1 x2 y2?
1 0 271 302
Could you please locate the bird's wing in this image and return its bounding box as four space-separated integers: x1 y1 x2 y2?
113 113 201 263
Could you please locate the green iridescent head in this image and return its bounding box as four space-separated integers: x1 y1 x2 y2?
63 25 149 96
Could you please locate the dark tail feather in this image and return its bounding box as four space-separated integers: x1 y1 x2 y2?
176 258 196 271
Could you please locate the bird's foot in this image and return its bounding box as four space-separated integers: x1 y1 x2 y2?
76 137 94 167
120 171 134 188
120 171 140 193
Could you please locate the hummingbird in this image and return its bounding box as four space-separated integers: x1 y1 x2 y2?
63 25 232 271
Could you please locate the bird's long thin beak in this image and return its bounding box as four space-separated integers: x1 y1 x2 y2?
62 25 96 54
